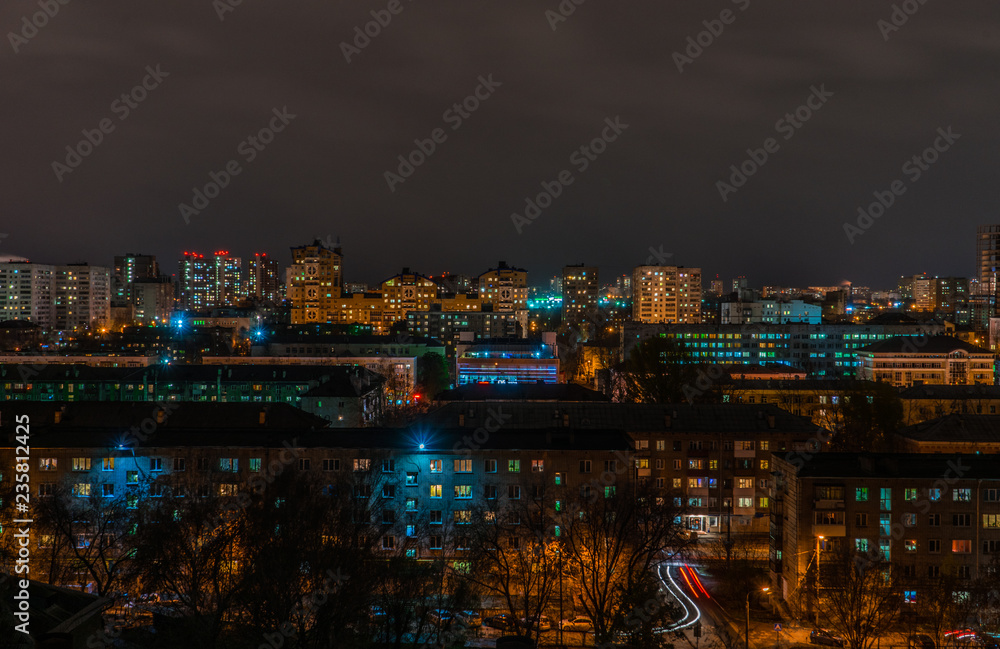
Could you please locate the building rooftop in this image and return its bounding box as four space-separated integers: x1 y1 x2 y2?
776 452 1000 480
8 423 629 452
899 384 1000 399
896 414 1000 443
0 363 386 389
0 401 329 434
857 335 990 354
416 403 823 434
434 383 609 402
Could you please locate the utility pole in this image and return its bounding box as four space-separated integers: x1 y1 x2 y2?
558 548 564 646
815 535 823 627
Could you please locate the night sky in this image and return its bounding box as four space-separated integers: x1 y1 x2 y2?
3 0 999 288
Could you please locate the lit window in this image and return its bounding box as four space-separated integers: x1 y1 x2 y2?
430 485 442 498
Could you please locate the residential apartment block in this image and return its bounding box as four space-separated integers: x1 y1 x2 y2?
631 266 702 324
770 453 1000 619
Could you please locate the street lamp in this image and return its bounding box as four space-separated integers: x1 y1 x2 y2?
815 535 824 627
747 586 769 649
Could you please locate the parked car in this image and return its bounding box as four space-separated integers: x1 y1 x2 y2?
484 614 518 630
562 616 594 632
456 610 482 628
429 609 454 625
810 629 845 647
520 615 553 632
908 634 936 649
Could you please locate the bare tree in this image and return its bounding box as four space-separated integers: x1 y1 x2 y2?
560 480 687 644
33 479 143 597
821 550 902 649
464 474 560 644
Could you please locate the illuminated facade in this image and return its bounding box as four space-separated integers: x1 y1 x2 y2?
178 252 212 310
562 264 599 328
210 251 243 307
248 253 283 303
0 262 55 328
112 253 159 305
624 321 947 379
455 337 559 384
54 263 111 332
477 261 528 312
857 336 994 387
631 265 702 324
287 241 344 324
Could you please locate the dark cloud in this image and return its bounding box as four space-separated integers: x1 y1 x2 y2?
2 0 999 287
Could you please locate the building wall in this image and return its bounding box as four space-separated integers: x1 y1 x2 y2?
624 322 947 379
631 266 702 324
858 350 994 387
0 263 55 328
771 455 1000 617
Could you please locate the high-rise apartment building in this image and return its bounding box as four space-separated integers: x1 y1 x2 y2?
287 240 343 323
178 252 212 310
562 264 599 327
477 261 527 312
132 277 175 324
0 262 55 328
976 225 1000 301
211 251 243 307
631 265 702 324
54 263 111 331
177 251 244 310
113 253 159 305
248 253 284 303
899 274 969 312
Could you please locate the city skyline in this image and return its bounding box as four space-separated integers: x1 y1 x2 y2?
0 240 984 292
3 2 999 287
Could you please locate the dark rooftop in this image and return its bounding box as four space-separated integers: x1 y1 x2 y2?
857 335 990 355
0 401 329 434
0 363 383 384
7 425 629 452
776 452 1000 480
435 383 609 402
896 414 1000 443
416 403 823 434
899 384 1000 399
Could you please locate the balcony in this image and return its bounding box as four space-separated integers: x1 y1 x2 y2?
812 524 846 537
813 499 845 510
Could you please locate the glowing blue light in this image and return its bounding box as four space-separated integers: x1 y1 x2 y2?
419 443 425 450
